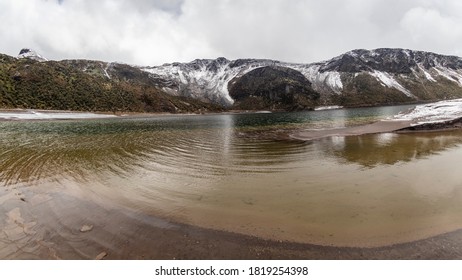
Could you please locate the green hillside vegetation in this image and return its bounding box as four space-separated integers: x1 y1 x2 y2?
335 72 462 108
0 54 222 113
338 73 413 107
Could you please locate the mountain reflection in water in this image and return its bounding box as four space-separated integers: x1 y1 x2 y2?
322 130 462 167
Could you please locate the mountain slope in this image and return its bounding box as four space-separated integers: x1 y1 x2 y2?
142 48 462 108
0 52 222 113
2 48 462 112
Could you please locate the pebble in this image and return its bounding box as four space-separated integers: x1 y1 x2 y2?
80 224 94 232
95 251 108 260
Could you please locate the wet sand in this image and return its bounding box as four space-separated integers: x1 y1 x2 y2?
2 184 462 260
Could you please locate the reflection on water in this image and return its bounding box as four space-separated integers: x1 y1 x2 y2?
0 114 311 185
323 130 462 167
2 105 462 247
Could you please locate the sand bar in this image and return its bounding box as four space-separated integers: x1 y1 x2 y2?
293 99 462 140
291 120 413 140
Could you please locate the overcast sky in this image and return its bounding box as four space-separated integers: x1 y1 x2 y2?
1 0 462 66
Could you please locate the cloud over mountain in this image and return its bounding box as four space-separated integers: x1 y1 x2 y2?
2 0 462 65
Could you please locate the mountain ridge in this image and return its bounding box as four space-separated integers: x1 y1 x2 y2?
140 48 462 108
0 52 222 113
3 48 462 112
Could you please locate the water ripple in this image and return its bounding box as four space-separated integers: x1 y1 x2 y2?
0 116 310 186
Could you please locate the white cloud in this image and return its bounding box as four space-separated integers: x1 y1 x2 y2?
401 6 462 56
1 0 462 65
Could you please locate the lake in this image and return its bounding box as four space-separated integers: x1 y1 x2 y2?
2 104 462 247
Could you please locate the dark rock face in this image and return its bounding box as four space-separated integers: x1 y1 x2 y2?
18 48 32 55
229 66 319 110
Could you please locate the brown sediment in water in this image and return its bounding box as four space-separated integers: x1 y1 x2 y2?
2 185 462 260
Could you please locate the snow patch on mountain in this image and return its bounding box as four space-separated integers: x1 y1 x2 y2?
433 67 462 86
290 64 343 94
17 48 47 62
370 70 415 98
402 49 411 58
418 65 437 82
103 63 111 79
143 59 263 105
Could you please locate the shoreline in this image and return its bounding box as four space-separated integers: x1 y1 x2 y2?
0 109 117 121
0 108 282 121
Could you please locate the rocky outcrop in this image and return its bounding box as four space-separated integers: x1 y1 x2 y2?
228 66 319 110
17 48 48 62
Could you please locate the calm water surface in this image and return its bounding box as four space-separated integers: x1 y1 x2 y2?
2 104 462 246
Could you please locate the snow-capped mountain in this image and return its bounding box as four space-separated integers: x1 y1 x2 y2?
317 48 462 97
17 48 48 62
141 48 462 108
142 57 277 105
6 47 462 112
141 57 343 106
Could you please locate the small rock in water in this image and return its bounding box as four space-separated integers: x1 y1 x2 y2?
80 224 94 232
95 251 108 260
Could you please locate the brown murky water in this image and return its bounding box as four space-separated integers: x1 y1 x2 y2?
2 105 462 253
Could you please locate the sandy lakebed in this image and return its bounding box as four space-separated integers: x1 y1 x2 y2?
3 183 462 260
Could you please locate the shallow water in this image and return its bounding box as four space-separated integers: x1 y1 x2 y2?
2 104 462 246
